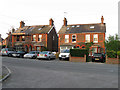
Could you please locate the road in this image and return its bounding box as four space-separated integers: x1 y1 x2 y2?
2 56 118 88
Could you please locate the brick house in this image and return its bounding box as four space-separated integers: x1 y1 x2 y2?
12 18 58 52
58 16 106 56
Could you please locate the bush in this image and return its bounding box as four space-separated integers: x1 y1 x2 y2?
70 49 88 57
117 51 120 59
107 50 117 58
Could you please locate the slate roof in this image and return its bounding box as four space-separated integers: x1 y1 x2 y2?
13 25 52 35
58 23 106 34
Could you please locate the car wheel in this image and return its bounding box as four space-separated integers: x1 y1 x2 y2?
8 54 11 57
59 58 62 60
20 55 23 58
48 57 51 60
92 59 94 62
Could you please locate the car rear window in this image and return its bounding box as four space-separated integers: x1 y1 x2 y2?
29 51 36 54
41 51 48 54
94 53 102 57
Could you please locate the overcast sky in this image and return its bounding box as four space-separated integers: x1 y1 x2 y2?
0 0 119 39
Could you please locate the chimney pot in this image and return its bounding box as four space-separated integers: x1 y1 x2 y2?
101 16 104 24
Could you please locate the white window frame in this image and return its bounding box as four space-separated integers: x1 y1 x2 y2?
38 35 42 42
85 34 90 43
93 34 98 43
72 34 76 43
65 35 69 43
32 35 36 41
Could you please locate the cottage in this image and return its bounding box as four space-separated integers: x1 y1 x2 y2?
58 16 106 56
12 19 58 52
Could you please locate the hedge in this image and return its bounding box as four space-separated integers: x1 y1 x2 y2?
107 50 117 58
70 49 88 57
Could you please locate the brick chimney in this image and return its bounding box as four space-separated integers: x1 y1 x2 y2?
20 21 25 28
49 18 54 26
12 28 15 33
63 17 67 26
101 16 104 24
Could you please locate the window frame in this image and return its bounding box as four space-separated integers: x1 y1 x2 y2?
38 35 42 42
65 35 69 43
85 34 90 43
93 34 98 43
22 36 25 41
32 35 36 41
72 34 76 43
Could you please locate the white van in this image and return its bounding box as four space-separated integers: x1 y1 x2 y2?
59 49 70 60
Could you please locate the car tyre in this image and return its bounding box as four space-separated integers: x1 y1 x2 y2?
48 57 51 60
20 55 23 58
8 54 11 57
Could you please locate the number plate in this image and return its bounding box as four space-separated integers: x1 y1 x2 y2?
95 58 99 60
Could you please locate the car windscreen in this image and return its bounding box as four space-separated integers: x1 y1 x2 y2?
61 50 70 53
29 51 36 54
17 51 24 53
40 52 48 54
94 53 102 57
8 48 15 51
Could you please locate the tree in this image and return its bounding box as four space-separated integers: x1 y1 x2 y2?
105 34 120 53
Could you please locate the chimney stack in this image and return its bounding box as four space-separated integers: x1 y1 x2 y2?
63 17 67 26
20 21 25 28
49 18 54 26
101 16 104 24
12 28 15 33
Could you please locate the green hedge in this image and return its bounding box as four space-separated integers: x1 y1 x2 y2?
70 49 88 57
107 50 117 58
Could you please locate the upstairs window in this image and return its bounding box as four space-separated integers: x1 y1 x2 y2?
17 36 20 41
93 34 98 43
85 34 90 43
38 35 42 42
32 35 36 41
72 34 76 43
22 36 25 41
65 35 69 43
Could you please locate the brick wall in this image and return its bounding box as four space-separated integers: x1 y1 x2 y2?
69 55 86 62
106 55 120 64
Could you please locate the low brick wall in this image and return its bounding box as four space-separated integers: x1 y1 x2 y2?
69 55 86 62
106 55 120 64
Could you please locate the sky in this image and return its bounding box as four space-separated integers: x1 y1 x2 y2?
0 0 119 39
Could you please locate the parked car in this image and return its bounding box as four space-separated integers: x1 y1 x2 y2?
37 51 56 60
59 49 70 60
92 53 105 63
12 51 27 58
24 51 40 59
0 48 16 57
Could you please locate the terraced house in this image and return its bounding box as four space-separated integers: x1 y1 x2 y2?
12 19 58 52
58 16 106 56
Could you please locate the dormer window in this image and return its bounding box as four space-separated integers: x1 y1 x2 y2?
90 26 94 29
67 27 69 30
21 30 23 32
38 28 42 30
76 25 80 27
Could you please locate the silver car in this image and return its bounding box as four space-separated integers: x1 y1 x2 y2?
37 51 56 60
24 51 40 59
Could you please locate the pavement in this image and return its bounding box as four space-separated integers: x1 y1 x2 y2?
2 56 119 88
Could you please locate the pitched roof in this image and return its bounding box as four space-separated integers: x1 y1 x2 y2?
13 25 53 35
58 23 106 34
